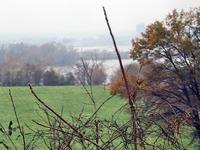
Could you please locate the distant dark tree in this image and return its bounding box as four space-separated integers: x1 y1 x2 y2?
2 71 12 86
43 69 59 85
65 72 76 85
23 64 43 85
24 64 35 84
43 69 60 86
13 70 25 86
32 69 43 85
58 75 66 85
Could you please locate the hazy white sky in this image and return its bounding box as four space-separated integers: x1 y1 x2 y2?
0 0 199 35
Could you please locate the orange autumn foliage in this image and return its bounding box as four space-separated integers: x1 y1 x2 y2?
109 63 148 97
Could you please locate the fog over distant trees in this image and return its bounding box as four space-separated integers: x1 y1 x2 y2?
0 41 130 67
0 42 78 66
0 41 130 86
78 50 129 60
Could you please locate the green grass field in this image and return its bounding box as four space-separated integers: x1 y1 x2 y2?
0 86 130 149
0 86 198 149
0 86 128 126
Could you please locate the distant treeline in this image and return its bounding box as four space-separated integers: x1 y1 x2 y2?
0 42 128 86
0 42 78 66
0 42 129 67
0 64 76 86
0 62 107 86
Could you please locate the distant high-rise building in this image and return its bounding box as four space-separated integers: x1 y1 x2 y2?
136 23 145 37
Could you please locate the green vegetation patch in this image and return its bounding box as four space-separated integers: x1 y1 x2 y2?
0 86 128 127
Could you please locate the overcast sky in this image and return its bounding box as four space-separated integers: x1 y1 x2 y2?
0 0 199 36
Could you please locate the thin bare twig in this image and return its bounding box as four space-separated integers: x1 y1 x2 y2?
9 89 26 150
103 6 138 150
29 84 102 149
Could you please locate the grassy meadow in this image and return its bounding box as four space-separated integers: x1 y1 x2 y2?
0 86 130 149
0 86 128 128
0 86 198 149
